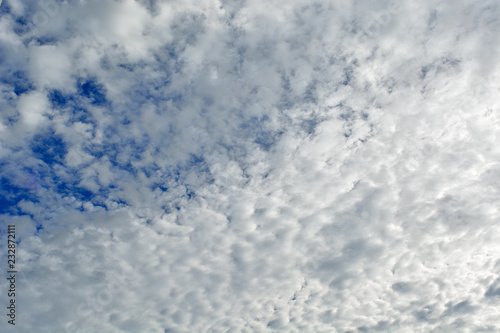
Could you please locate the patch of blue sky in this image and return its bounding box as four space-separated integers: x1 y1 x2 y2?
77 77 107 106
1 70 35 96
30 130 67 166
21 35 60 47
55 179 94 200
0 177 39 215
117 63 136 72
185 187 195 200
27 128 118 206
69 108 97 129
12 16 31 35
0 2 10 18
56 180 113 212
185 154 206 169
2 159 93 207
32 35 59 45
1 155 110 217
47 89 71 109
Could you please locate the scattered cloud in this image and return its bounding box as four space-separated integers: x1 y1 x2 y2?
0 0 499 332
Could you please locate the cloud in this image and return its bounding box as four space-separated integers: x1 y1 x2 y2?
0 0 499 332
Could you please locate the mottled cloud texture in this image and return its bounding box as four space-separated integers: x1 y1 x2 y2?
0 0 499 332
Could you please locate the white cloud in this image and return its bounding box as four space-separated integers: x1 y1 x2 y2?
28 44 73 90
17 90 50 127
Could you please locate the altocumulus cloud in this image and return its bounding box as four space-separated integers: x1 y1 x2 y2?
0 0 500 332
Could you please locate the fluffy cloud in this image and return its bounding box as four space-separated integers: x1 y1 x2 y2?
0 0 499 332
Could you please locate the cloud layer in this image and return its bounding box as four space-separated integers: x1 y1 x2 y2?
1 0 499 332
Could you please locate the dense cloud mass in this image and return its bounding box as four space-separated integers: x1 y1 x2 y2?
0 0 499 332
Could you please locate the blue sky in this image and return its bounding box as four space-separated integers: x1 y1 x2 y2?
1 0 500 332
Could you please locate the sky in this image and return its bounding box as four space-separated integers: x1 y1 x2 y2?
0 0 499 332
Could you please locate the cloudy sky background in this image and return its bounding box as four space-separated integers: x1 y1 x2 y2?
0 0 499 332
